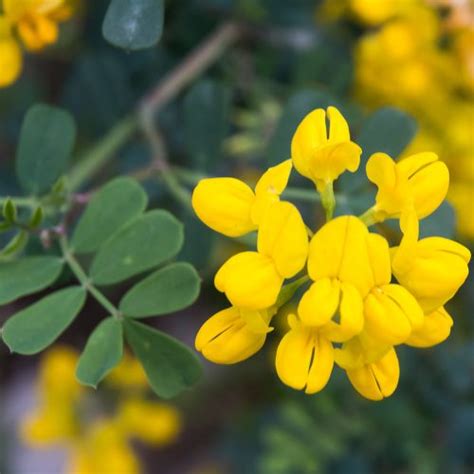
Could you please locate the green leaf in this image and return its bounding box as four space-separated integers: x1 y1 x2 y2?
123 318 202 398
120 262 200 318
76 317 123 388
0 256 64 305
90 210 183 286
183 79 231 172
340 107 417 192
16 104 76 195
267 89 337 167
102 0 164 51
28 207 44 229
0 231 29 260
72 177 148 254
3 199 17 224
2 286 86 355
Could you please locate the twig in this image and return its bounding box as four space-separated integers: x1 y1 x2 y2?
69 21 242 192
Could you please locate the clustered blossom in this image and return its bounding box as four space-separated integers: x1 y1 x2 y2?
0 0 73 87
192 106 470 401
22 347 181 474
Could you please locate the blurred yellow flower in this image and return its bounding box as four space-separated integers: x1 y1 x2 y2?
0 0 73 87
21 346 182 474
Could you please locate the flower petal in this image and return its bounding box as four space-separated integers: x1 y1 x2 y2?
308 216 374 296
257 201 308 278
195 307 267 364
275 321 334 394
291 108 327 179
192 177 256 237
298 278 340 327
214 251 283 309
0 35 22 88
327 106 350 143
347 347 399 401
320 282 364 342
406 306 453 348
251 160 292 224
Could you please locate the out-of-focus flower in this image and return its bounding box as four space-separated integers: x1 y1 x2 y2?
21 346 181 474
0 0 74 87
192 160 292 237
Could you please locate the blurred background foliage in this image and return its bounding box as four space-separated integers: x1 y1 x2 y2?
0 0 473 473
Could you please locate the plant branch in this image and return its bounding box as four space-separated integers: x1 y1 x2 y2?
0 196 40 209
69 21 242 192
59 234 121 319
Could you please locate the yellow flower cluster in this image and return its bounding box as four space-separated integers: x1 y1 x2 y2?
341 0 474 238
192 106 470 401
0 0 73 87
21 347 181 474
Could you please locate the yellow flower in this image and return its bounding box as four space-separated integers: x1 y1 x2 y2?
68 420 140 474
106 352 148 390
336 337 400 401
392 209 471 313
291 106 362 192
195 306 274 364
192 159 292 237
0 0 73 87
365 151 449 222
214 201 308 309
276 314 334 394
21 346 81 445
363 232 424 345
116 398 181 445
406 306 453 348
298 216 372 342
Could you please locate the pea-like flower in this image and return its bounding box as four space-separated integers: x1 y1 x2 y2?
192 160 292 237
391 209 471 313
0 0 73 87
298 216 372 342
191 104 470 402
335 337 400 401
214 200 308 309
275 314 334 394
291 106 362 192
365 151 449 222
195 306 275 364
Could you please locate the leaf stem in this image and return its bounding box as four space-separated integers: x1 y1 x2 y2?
0 196 39 209
59 235 121 319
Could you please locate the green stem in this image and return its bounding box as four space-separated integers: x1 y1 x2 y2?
0 196 39 209
359 207 380 227
319 181 335 221
68 115 137 192
59 235 121 318
161 172 193 209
